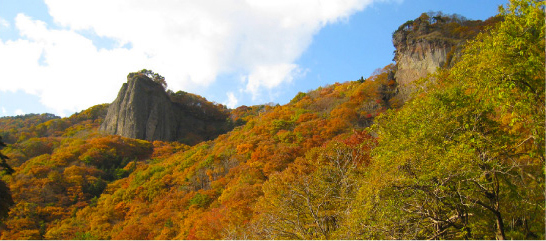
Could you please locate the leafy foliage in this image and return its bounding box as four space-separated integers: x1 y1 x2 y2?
350 1 544 239
394 10 503 45
138 69 167 89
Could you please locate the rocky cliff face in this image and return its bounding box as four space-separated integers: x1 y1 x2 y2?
393 36 455 101
100 73 231 144
391 12 501 101
393 38 452 86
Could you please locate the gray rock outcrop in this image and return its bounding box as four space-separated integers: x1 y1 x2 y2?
100 73 231 144
390 12 499 102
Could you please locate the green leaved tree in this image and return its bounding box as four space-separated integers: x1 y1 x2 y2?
139 69 167 89
349 0 544 239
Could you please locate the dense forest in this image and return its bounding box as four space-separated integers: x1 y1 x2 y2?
0 0 544 239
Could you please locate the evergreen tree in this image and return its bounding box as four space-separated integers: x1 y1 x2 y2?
0 136 14 221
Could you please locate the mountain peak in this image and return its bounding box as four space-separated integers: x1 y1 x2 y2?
99 73 232 144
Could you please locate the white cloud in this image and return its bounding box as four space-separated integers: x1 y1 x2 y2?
15 109 25 116
0 0 379 115
0 14 147 115
0 17 9 29
1 107 6 115
224 92 239 109
244 63 300 100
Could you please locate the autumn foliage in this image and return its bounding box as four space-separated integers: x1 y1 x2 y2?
0 1 543 239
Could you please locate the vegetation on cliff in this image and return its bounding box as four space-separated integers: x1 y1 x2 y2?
392 10 503 52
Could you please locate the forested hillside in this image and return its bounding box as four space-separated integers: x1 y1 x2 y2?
0 0 543 239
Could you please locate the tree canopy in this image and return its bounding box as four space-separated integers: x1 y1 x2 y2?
139 69 167 89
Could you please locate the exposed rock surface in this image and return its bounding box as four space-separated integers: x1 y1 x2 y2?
394 40 451 85
100 73 231 144
391 12 501 101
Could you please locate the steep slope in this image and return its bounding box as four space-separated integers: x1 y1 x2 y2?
0 72 396 239
100 73 180 141
39 65 399 240
392 12 502 101
100 73 232 145
350 2 544 239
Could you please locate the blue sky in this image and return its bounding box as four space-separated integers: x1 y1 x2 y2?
0 0 508 117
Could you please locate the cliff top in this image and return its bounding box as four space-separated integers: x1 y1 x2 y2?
392 11 503 50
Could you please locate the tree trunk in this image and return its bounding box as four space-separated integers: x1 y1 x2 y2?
494 211 506 240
